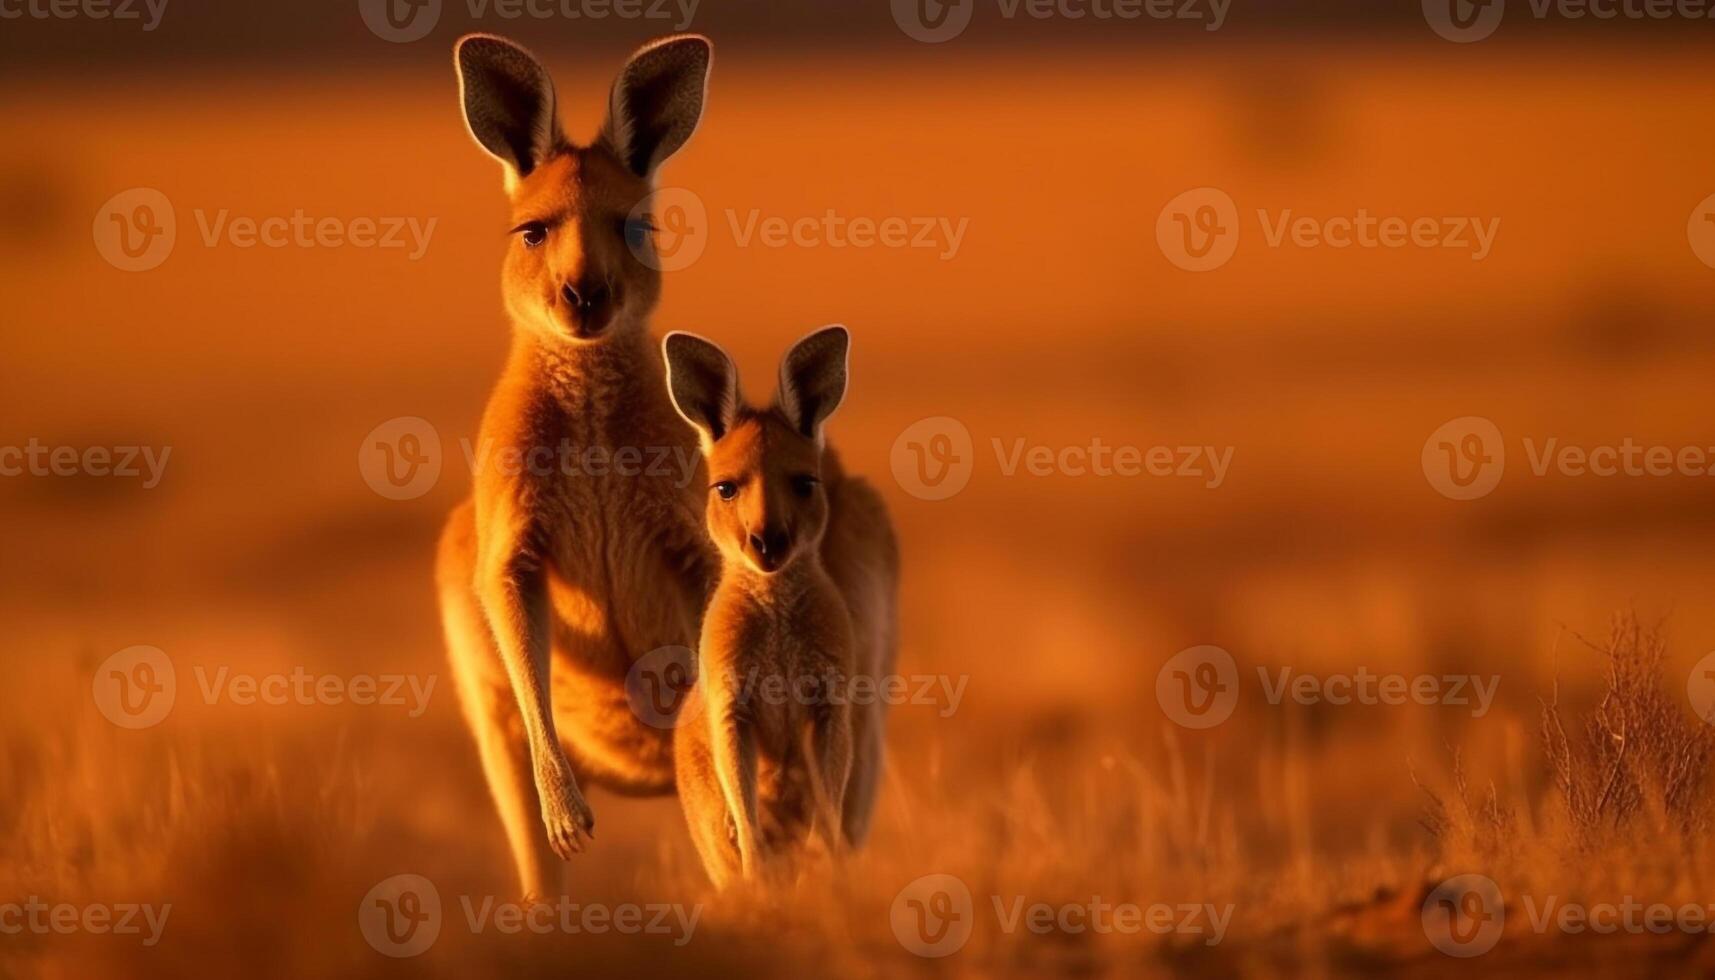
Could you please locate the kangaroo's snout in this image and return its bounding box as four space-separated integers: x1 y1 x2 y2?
557 277 614 338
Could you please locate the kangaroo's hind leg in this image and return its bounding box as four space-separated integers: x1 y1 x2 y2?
439 499 563 900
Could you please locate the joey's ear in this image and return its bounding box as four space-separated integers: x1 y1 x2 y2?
455 34 565 187
663 331 739 446
598 34 712 179
777 325 849 442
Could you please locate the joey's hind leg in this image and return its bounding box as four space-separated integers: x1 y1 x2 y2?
674 692 743 888
807 702 854 854
840 699 885 847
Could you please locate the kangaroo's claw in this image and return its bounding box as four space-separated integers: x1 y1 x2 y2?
538 761 596 859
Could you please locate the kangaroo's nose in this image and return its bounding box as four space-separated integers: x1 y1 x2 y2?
561 280 608 312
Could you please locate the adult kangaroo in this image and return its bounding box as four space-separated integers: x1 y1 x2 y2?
434 33 899 900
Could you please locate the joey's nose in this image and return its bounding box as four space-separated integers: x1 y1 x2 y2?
749 528 791 567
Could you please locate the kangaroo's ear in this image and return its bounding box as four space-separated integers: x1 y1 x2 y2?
777 325 849 442
598 34 712 180
455 34 565 188
663 331 739 447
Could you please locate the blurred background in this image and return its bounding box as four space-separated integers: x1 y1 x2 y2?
4 1 1715 975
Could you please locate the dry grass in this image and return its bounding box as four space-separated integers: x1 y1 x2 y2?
5 613 1715 978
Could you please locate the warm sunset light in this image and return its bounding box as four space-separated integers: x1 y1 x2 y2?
5 2 1715 976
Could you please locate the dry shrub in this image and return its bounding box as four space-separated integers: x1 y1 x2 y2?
1540 613 1714 844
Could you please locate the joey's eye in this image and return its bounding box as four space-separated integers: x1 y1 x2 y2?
791 475 819 499
714 481 738 501
518 223 547 248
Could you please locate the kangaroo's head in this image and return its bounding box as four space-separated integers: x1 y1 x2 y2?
454 33 711 344
663 327 850 575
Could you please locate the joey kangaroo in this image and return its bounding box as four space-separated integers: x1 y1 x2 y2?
663 326 890 887
434 33 899 900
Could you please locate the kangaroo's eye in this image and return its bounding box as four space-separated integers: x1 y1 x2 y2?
713 481 738 501
791 475 819 499
518 223 548 248
624 214 656 250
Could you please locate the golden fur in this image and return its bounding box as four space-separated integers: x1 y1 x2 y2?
436 35 898 900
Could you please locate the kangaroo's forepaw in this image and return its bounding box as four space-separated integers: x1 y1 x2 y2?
538 765 596 859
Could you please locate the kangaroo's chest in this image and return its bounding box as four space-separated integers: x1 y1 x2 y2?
536 389 714 657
